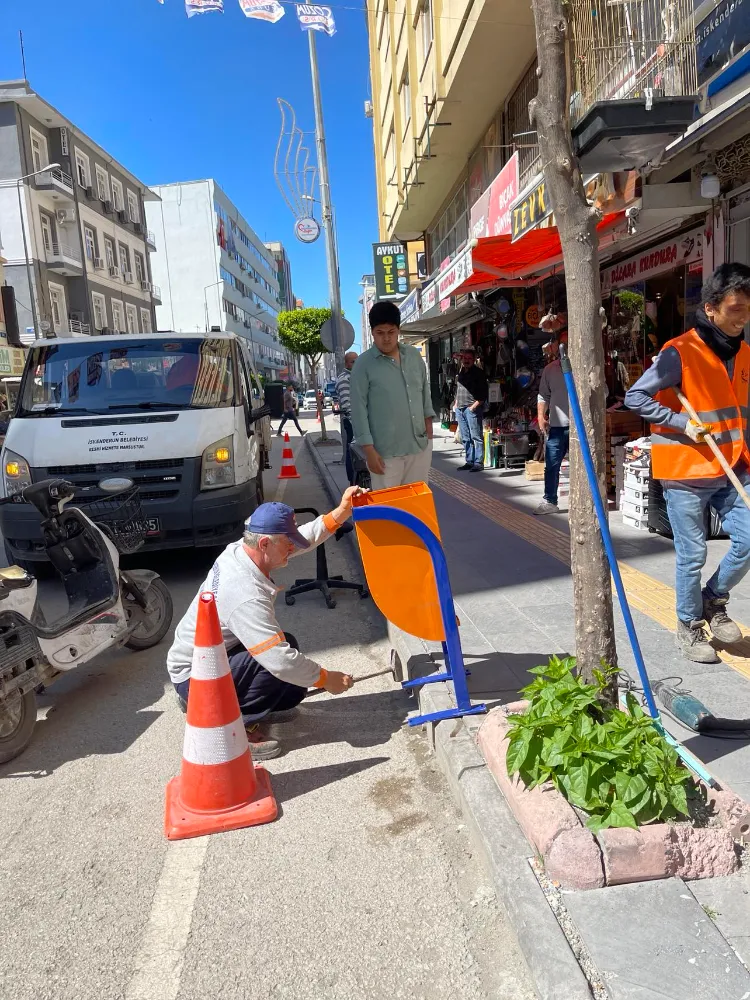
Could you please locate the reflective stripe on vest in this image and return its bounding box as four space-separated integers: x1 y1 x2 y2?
651 330 750 481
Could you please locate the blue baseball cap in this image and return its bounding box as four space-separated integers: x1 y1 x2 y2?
245 502 310 549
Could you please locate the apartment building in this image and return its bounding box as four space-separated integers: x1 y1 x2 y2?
146 180 285 378
0 80 158 341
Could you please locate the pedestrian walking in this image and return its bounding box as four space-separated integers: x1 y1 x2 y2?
335 351 358 484
454 349 488 472
350 301 435 490
625 262 750 663
535 338 570 514
167 487 364 759
277 383 305 437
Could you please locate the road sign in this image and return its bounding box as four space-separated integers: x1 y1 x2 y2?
320 317 355 352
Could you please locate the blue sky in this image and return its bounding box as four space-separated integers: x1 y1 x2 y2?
0 0 376 347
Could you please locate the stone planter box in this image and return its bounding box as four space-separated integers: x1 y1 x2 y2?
478 705 741 890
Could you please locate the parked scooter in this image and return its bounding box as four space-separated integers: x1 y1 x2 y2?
0 477 173 763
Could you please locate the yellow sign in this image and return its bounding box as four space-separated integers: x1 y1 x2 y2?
0 347 26 377
511 178 552 243
525 305 540 328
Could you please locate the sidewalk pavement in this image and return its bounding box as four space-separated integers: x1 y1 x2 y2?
309 425 750 1000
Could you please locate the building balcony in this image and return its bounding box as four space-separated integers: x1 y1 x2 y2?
145 230 157 252
151 284 162 304
46 241 83 276
34 167 75 202
68 319 91 336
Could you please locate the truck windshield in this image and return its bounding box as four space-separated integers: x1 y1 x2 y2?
17 338 236 417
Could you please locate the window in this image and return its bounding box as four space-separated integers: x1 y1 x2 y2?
40 213 54 253
74 149 90 188
125 303 138 334
134 252 145 283
140 308 152 334
385 125 396 182
420 0 433 61
118 243 130 276
84 226 96 262
48 282 67 334
95 165 110 202
400 72 411 133
111 300 126 333
104 236 116 270
111 178 124 212
92 293 107 331
127 190 139 223
30 128 48 174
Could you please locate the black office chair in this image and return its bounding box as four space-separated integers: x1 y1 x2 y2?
285 507 368 610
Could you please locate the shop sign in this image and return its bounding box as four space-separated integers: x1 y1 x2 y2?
696 0 750 87
601 226 704 294
437 244 474 303
525 304 541 327
510 177 552 243
372 241 408 301
0 347 25 377
399 287 421 325
60 127 69 156
421 278 439 314
469 152 520 239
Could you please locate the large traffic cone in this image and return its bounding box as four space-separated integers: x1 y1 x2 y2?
277 433 301 480
164 592 277 840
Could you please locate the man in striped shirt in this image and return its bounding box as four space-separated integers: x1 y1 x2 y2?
335 351 358 484
167 489 361 759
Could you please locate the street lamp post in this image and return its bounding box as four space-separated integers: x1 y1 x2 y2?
4 163 61 339
203 279 223 333
306 31 345 377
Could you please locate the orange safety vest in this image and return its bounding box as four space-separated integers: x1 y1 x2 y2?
651 328 750 481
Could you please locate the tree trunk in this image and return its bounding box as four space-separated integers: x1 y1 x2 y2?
528 0 618 695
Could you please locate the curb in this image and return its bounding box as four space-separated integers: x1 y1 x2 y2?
389 625 592 1000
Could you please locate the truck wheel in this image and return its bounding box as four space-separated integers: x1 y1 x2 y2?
0 690 37 764
125 578 174 651
255 470 265 507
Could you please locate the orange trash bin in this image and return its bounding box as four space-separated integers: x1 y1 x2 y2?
352 482 445 641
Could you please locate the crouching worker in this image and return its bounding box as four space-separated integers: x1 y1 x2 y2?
166 487 364 759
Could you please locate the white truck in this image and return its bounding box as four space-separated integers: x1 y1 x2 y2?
0 331 272 567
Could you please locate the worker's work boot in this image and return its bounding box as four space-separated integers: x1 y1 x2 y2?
676 619 720 663
245 723 281 760
702 593 743 644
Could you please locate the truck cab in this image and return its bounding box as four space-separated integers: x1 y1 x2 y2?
0 331 271 564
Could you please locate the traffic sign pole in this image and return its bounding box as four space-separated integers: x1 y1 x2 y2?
307 30 345 376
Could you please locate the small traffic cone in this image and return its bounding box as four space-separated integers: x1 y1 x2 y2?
164 592 277 840
277 433 301 480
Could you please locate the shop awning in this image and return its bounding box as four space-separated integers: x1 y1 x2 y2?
400 301 483 337
453 211 626 295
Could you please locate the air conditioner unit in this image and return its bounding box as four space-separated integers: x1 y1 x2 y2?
132 220 143 234
364 100 374 119
56 208 74 225
117 209 129 224
109 265 121 278
140 280 151 292
103 199 113 214
93 257 105 270
85 185 95 200
123 271 134 284
100 326 111 335
239 262 246 271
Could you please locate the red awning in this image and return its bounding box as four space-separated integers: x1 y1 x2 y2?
454 211 625 295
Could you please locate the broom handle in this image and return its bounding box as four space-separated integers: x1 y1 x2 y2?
675 387 750 512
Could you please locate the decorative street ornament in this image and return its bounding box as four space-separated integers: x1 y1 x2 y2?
294 217 321 244
274 99 321 245
238 0 285 23
185 0 224 15
295 4 336 36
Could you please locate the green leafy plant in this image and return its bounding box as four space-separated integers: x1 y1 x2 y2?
506 656 694 834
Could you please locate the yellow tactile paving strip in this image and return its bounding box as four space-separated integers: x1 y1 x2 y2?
429 468 750 681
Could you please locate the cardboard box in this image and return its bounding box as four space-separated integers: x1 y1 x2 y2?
623 512 648 530
525 460 545 481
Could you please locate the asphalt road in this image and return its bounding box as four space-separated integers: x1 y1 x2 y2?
0 420 536 1000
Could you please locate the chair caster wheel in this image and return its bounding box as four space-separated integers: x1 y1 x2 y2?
326 598 337 609
285 595 296 606
360 590 369 599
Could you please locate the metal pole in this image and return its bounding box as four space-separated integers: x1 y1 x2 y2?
16 179 39 338
307 29 344 376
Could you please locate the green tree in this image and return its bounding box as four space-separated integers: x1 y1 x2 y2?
277 307 331 382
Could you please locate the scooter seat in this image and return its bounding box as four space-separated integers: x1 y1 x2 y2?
0 565 34 589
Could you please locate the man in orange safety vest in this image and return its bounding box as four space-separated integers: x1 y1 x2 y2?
626 263 750 663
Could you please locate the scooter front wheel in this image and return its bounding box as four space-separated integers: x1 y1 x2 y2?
124 577 174 651
0 689 37 764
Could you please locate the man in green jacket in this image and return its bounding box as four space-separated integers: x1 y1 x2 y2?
350 301 435 490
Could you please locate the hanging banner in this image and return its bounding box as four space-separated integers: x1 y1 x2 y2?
296 4 336 35
469 152 520 240
239 0 285 21
185 0 224 15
